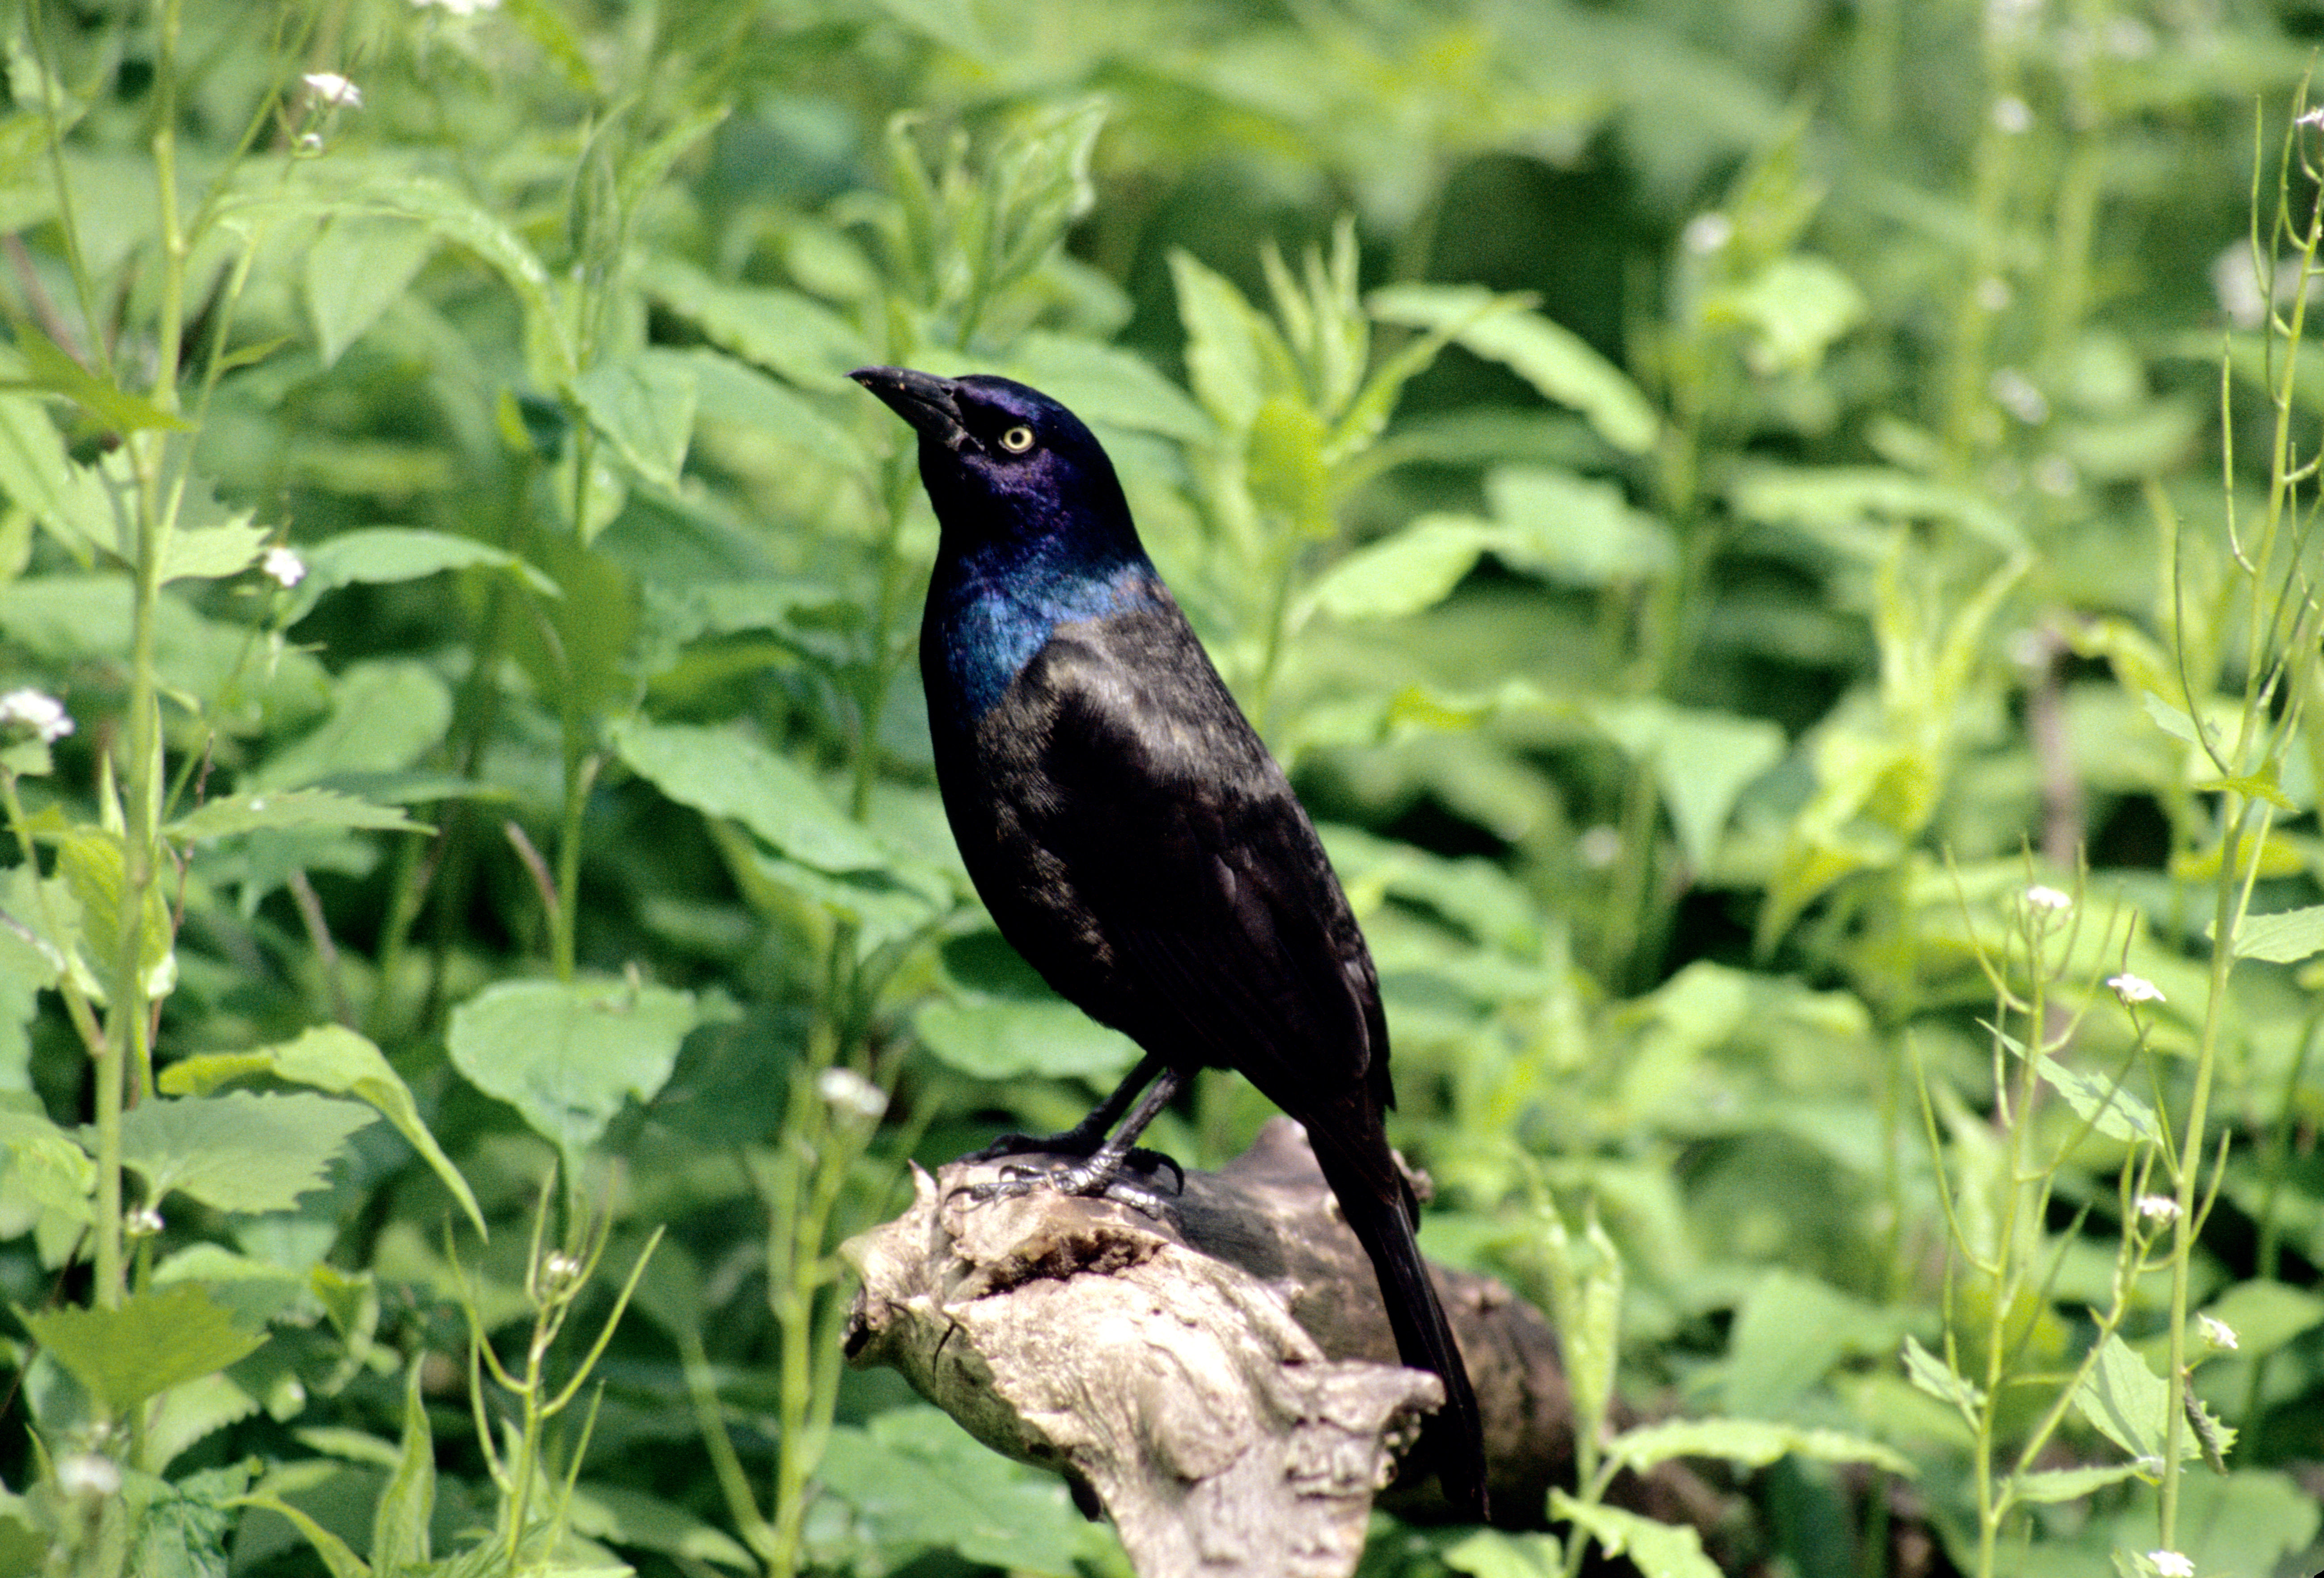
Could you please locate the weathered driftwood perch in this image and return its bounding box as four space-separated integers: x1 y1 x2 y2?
840 1118 1572 1578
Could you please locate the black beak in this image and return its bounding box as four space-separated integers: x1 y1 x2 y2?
850 366 971 451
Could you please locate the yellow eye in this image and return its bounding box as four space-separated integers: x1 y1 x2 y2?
998 425 1036 454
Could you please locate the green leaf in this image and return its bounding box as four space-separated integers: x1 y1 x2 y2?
228 1493 370 1578
445 977 710 1163
23 1282 267 1417
1605 1417 1913 1478
570 352 697 490
156 517 267 583
1486 466 1676 584
1443 1529 1565 1578
2008 1461 2152 1503
10 322 191 433
1589 699 1784 874
681 348 867 469
246 660 453 793
0 1106 95 1223
1170 250 1265 434
1900 1334 1985 1425
1539 1207 1622 1453
161 1024 486 1239
1370 283 1659 454
1549 1493 1721 1578
1728 464 2020 551
1707 253 1865 373
2036 1054 2163 1145
1302 514 1493 621
115 1091 379 1215
169 789 420 843
369 1363 433 1573
818 1405 1087 1576
2225 904 2324 963
297 526 557 596
306 213 440 369
0 391 119 558
912 998 1141 1082
565 1482 754 1570
612 718 888 874
635 255 869 393
1003 334 1212 443
53 824 174 995
2072 1332 2190 1464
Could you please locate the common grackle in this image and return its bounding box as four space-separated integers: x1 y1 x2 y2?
852 365 1488 1518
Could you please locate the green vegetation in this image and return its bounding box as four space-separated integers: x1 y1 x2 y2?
0 1 2318 1575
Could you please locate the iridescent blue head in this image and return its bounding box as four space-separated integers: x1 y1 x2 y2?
848 367 1146 568
852 367 1167 721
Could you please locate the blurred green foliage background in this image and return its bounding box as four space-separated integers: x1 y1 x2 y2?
0 0 2321 1575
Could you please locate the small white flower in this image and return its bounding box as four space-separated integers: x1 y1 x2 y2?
55 1453 120 1497
126 1205 165 1235
297 132 324 153
818 1066 887 1121
2147 1552 2194 1578
2024 885 2073 913
1575 825 1622 870
301 72 362 109
2136 1194 2181 1224
1990 367 2049 424
412 0 503 13
2198 1313 2239 1351
537 1250 582 1294
262 546 307 588
1681 213 1733 256
2109 973 2166 1006
2298 106 2324 131
0 689 73 744
1992 95 2033 135
2032 455 2079 497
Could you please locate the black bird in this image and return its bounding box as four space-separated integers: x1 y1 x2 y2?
852 365 1488 1517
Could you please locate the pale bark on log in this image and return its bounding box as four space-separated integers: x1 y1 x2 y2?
840 1118 1571 1578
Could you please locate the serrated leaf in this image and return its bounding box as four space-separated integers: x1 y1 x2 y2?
169 789 420 843
2072 1332 2189 1464
247 660 453 793
0 1107 95 1222
612 718 887 874
23 1282 266 1417
445 977 710 1163
1606 1418 1913 1478
53 824 174 995
156 517 267 583
115 1091 378 1214
1302 514 1493 621
369 1362 434 1571
0 391 120 558
1170 250 1264 434
1549 1493 1720 1578
307 212 440 369
1539 1208 1622 1453
571 352 696 490
2222 904 2324 963
162 1025 484 1239
1370 283 1659 454
1901 1334 1985 1424
912 998 1140 1082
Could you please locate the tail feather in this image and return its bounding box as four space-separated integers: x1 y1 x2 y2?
1312 1136 1490 1520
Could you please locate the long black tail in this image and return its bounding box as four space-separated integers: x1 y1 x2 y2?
1311 1129 1490 1519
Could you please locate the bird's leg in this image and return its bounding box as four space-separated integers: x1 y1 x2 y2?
963 1063 1188 1211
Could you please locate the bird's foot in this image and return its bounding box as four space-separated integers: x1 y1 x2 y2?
957 1143 1185 1221
963 1131 1187 1196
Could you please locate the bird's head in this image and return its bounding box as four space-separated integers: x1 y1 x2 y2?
850 367 1139 556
